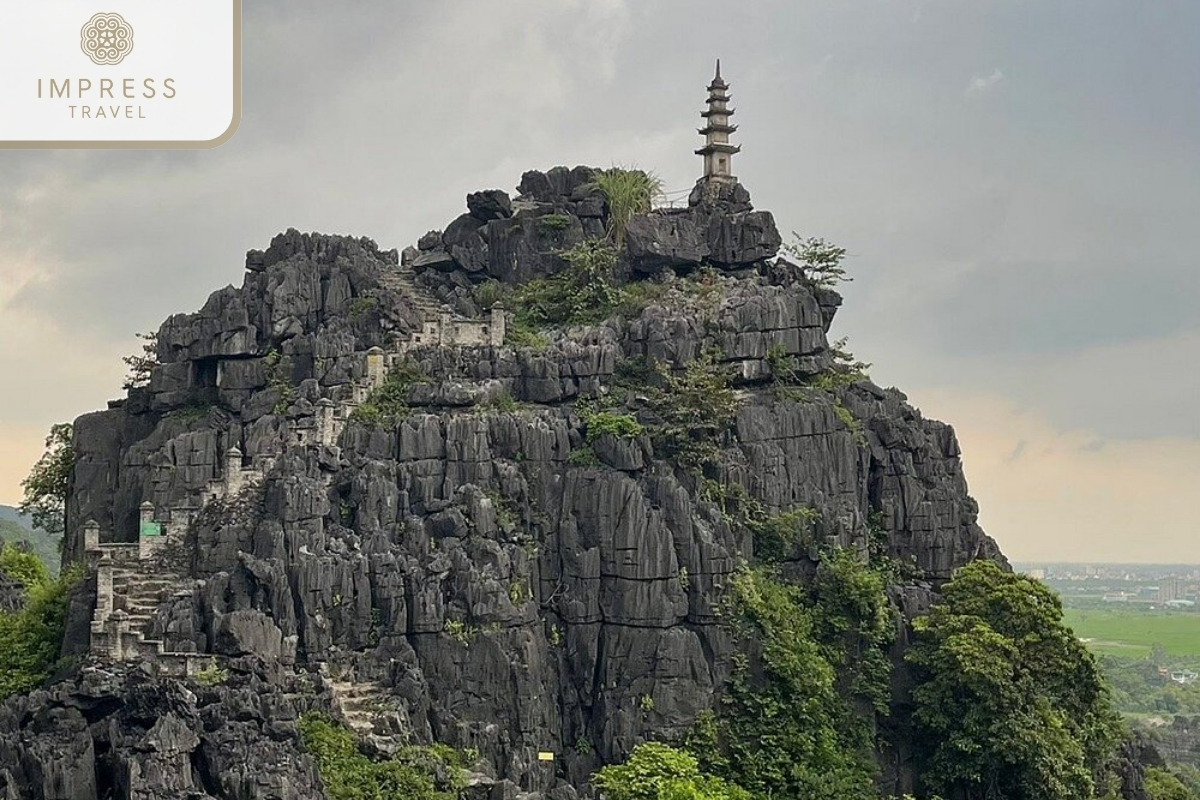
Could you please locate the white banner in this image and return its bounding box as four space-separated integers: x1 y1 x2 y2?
0 0 241 148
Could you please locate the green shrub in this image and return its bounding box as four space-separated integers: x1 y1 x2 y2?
1145 767 1194 800
347 294 379 320
582 410 644 443
473 280 504 311
750 508 819 563
646 352 737 471
536 214 573 234
507 580 527 606
479 390 518 413
297 713 468 800
568 445 600 466
0 562 83 699
0 542 48 589
265 350 297 415
614 356 654 389
194 658 230 687
684 550 896 800
504 319 551 350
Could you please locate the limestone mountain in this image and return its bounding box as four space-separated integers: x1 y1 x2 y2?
0 167 1011 799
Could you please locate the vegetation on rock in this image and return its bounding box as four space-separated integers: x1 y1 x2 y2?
298 713 470 800
121 331 159 390
588 167 664 247
510 239 622 330
351 360 429 426
645 352 738 471
686 550 895 800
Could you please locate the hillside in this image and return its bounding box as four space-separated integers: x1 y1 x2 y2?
0 169 1147 800
0 505 59 575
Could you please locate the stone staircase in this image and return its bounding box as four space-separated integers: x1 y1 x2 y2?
110 560 193 644
376 263 507 351
381 263 443 320
85 512 211 677
326 676 409 754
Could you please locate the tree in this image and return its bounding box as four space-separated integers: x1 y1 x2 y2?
781 234 852 288
19 423 74 539
122 331 158 390
907 560 1123 800
593 743 749 800
1144 767 1194 800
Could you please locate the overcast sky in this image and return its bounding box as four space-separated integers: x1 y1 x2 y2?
1 0 1197 562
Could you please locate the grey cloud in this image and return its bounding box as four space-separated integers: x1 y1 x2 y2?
1 0 1198 447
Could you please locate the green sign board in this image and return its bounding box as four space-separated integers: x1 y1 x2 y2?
140 521 162 538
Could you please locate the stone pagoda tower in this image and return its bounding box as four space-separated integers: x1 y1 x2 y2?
696 60 741 182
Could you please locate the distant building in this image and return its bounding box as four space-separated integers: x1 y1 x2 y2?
1171 670 1198 685
1159 578 1185 603
1028 568 1046 580
1165 599 1196 609
1102 592 1132 603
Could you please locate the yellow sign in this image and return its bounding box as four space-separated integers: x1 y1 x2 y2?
537 752 555 762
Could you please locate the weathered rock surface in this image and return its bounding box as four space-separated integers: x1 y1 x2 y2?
0 664 324 800
6 170 1014 799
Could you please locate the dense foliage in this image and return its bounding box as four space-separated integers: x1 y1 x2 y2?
19 422 73 539
1145 766 1196 800
686 550 895 800
907 560 1123 800
1100 654 1200 715
297 713 469 800
593 742 749 800
0 546 82 699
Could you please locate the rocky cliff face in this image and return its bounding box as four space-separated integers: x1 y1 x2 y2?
1 168 1005 799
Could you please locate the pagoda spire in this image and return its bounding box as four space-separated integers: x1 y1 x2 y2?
695 59 740 181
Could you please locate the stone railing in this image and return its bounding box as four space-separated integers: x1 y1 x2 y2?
84 504 214 677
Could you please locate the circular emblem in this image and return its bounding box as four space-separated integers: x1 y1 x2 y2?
80 12 134 66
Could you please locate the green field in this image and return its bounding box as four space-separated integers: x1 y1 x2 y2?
1063 607 1200 660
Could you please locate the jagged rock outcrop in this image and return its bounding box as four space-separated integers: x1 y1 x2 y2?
4 169 1011 800
0 664 320 800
